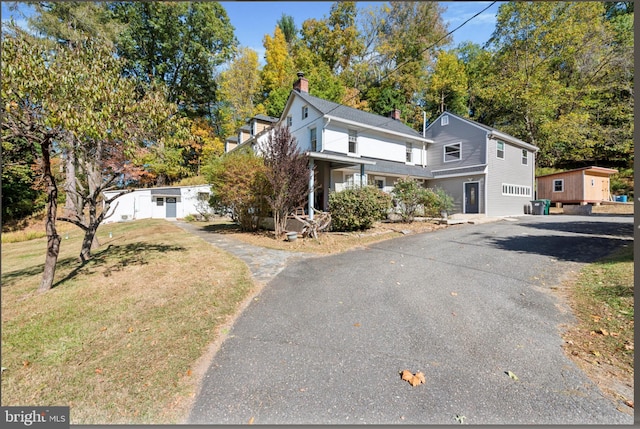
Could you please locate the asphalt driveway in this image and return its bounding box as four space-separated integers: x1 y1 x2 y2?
187 215 634 424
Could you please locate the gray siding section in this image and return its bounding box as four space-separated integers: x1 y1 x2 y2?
428 175 485 215
425 114 487 171
486 138 536 216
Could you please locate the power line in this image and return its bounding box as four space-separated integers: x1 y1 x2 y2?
300 1 499 134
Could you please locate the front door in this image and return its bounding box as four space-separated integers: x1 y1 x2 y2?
464 182 479 214
166 197 177 218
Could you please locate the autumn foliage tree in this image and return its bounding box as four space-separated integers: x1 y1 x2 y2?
260 125 311 238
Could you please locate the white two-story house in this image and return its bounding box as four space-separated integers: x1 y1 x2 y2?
229 73 538 218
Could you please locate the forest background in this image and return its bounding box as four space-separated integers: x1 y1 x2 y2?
2 1 634 227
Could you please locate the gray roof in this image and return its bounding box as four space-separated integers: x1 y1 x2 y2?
437 111 538 151
253 114 279 123
295 91 424 139
150 188 181 196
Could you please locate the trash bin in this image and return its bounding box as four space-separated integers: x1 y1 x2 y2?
531 200 545 215
541 199 551 215
615 195 628 203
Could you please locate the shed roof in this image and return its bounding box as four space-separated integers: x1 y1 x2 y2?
536 166 618 178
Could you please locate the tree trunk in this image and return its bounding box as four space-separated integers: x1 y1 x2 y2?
38 140 61 292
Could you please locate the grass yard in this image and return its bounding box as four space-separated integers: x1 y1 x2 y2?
561 245 634 413
1 219 253 424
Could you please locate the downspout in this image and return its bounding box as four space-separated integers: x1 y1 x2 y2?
308 158 315 221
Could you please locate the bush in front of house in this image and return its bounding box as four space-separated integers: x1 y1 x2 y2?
422 187 455 218
329 186 392 231
391 176 426 222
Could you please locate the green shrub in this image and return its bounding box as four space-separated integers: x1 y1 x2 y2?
391 177 426 222
422 188 455 217
329 186 392 231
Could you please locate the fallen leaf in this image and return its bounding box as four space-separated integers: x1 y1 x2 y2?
597 328 609 336
455 415 466 424
400 370 413 382
590 315 601 322
624 343 634 350
95 368 103 374
450 292 458 296
400 370 425 386
610 332 620 337
353 323 361 328
625 400 634 408
506 370 518 381
452 312 457 316
186 369 192 377
127 327 134 333
390 261 396 264
248 416 255 424
591 350 601 357
22 360 30 368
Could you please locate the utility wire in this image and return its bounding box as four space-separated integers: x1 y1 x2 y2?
288 1 499 136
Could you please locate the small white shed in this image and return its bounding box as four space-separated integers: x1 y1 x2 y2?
102 185 212 223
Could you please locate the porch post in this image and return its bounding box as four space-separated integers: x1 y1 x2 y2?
308 158 315 220
360 163 365 187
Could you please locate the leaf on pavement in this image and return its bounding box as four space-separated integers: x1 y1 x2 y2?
506 370 518 381
400 369 425 386
450 292 458 296
248 416 254 424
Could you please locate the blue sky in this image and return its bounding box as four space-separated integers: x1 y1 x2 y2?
2 1 502 59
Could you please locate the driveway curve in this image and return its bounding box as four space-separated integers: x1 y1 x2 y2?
187 215 633 425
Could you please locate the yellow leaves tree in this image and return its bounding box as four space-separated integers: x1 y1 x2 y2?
218 47 263 135
260 26 295 117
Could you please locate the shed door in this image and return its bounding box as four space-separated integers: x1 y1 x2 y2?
465 182 479 214
166 197 177 218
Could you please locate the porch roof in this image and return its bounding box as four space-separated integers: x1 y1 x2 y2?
306 151 377 169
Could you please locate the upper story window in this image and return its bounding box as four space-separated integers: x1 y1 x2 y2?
310 127 317 152
286 116 292 127
441 115 449 126
553 179 564 192
302 106 308 119
250 120 257 136
406 142 413 163
521 149 528 165
444 142 461 162
348 129 358 154
496 141 505 159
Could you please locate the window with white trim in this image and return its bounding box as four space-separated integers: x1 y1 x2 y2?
444 142 461 162
496 141 505 159
310 127 317 151
553 179 564 192
521 149 528 165
348 129 358 154
441 115 449 126
406 142 413 163
302 106 308 119
501 184 532 197
156 197 164 206
286 116 292 127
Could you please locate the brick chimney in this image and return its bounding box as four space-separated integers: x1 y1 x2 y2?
293 71 308 93
390 109 401 120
